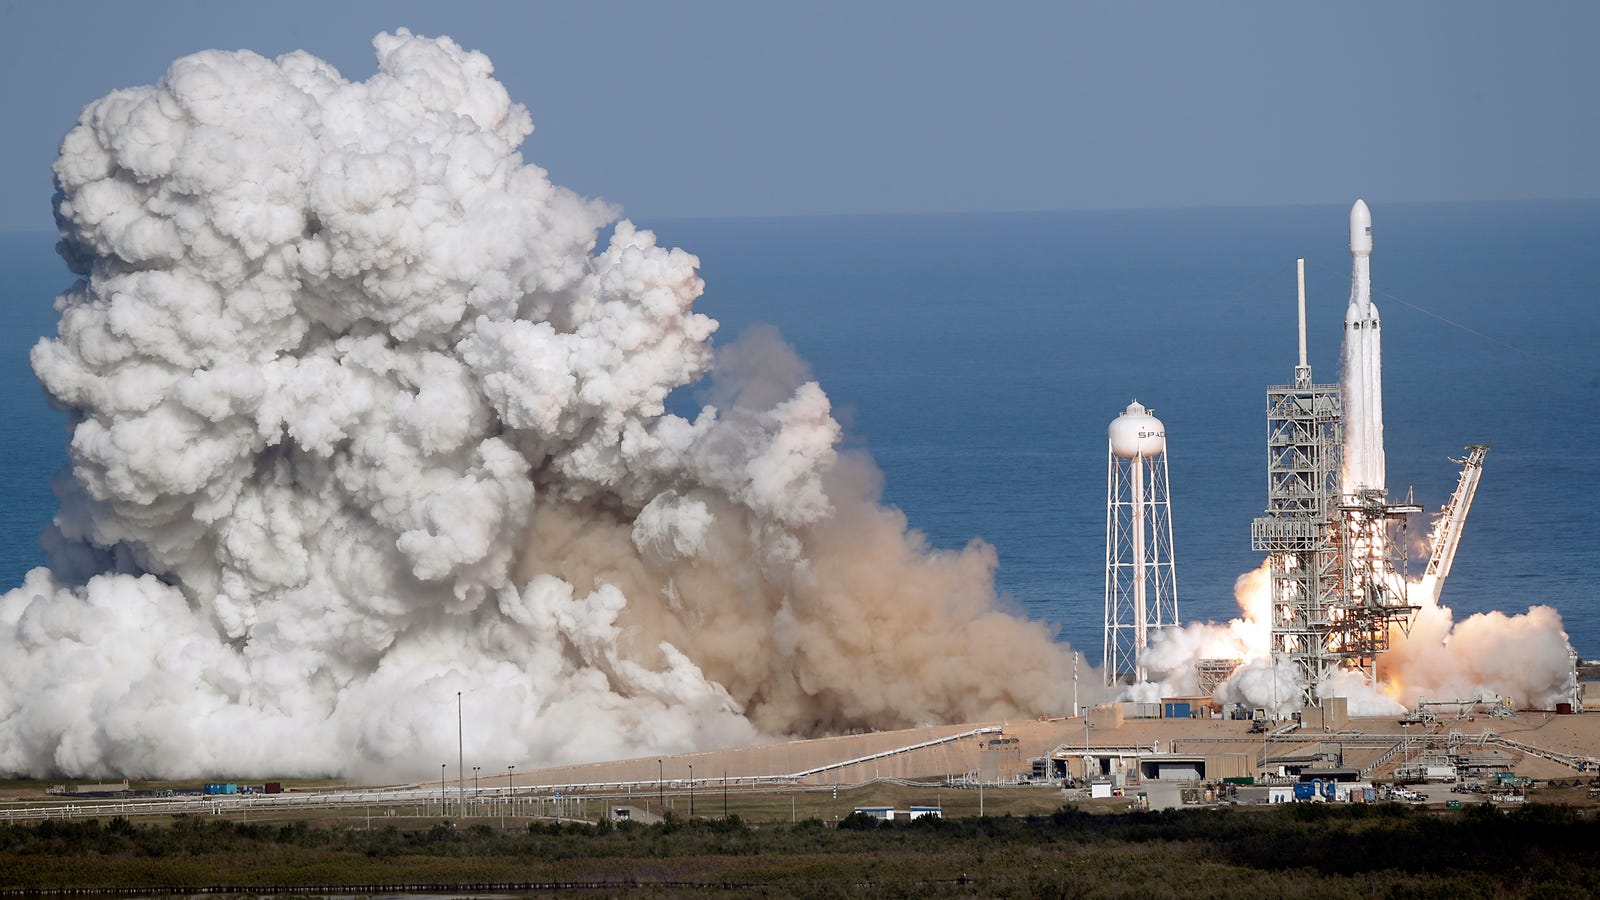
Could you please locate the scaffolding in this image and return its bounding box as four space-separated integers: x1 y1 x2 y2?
1196 658 1243 695
1423 445 1490 588
1332 488 1422 680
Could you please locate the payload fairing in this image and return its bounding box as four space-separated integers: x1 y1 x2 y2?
1341 199 1385 495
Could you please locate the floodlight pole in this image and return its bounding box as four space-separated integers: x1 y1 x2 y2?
457 691 465 819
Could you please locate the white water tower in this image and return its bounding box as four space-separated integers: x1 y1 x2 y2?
1103 400 1180 685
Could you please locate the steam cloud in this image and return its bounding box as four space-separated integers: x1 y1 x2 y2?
0 31 1078 780
1135 546 1577 715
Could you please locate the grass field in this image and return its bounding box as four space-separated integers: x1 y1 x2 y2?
2 777 1095 828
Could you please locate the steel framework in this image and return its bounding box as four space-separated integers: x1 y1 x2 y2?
1423 445 1490 589
1251 366 1345 696
1103 440 1179 685
1196 658 1243 695
1332 488 1422 681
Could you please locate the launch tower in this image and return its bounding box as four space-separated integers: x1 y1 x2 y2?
1251 203 1424 706
1251 260 1347 692
1104 401 1179 685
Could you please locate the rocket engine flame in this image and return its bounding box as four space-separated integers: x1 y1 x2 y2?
0 32 1085 780
1139 563 1575 717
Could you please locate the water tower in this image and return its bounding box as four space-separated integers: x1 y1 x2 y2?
1103 401 1180 685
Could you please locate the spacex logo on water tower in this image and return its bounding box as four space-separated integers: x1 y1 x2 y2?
1103 401 1179 686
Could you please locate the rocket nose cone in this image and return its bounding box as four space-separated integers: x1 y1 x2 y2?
1350 199 1373 255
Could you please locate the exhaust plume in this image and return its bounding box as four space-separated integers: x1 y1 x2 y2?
0 31 1079 780
1137 561 1576 715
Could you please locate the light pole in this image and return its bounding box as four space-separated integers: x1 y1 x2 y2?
1083 716 1091 783
440 764 446 817
688 764 694 818
723 770 728 819
473 766 481 797
657 759 664 815
457 691 465 819
504 764 515 829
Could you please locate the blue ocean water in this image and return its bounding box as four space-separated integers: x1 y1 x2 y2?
3 201 1597 659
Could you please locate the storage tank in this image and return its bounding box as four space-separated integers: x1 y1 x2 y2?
1108 402 1165 459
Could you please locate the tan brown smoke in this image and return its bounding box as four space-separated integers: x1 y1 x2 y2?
516 448 1075 740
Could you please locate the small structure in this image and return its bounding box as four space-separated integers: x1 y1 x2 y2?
908 806 942 819
1136 752 1252 782
1087 704 1124 730
1160 695 1214 719
68 780 130 794
1119 701 1162 719
852 807 895 821
1579 682 1600 712
1300 697 1350 731
978 736 1026 782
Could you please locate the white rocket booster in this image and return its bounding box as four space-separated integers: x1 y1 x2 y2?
1341 199 1385 494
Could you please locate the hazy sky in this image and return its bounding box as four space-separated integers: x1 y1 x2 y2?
2 0 1597 231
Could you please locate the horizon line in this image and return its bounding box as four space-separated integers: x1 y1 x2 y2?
4 195 1599 235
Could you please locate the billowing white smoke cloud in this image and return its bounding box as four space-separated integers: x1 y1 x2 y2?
0 31 1080 780
1137 561 1576 716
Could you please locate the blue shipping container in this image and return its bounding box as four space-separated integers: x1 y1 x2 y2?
1163 703 1191 719
1293 783 1315 800
203 783 238 795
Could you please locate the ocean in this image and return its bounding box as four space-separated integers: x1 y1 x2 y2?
3 201 1597 658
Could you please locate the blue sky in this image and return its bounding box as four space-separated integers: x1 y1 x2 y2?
2 0 1597 231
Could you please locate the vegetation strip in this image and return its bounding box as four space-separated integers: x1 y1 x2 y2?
1 804 1597 897
0 881 762 896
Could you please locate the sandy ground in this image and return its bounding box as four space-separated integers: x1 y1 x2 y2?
504 710 1600 790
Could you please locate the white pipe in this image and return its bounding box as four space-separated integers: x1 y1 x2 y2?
1296 258 1308 369
1132 455 1146 683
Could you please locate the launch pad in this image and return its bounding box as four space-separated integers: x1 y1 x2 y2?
1246 206 1432 706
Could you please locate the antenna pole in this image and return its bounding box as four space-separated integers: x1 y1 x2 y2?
1294 258 1311 387
1297 258 1308 368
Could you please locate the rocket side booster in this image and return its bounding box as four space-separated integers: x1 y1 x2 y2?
1341 199 1385 495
